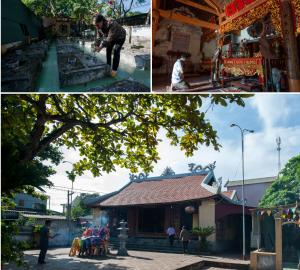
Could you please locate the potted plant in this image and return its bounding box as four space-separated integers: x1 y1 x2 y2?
191 226 215 253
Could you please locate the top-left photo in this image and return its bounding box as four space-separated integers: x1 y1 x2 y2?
1 0 150 92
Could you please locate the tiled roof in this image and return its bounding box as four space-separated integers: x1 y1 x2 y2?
222 190 236 200
99 174 215 206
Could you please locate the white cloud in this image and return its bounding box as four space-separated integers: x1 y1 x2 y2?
250 95 291 130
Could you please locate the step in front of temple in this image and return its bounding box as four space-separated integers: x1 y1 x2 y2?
109 237 186 254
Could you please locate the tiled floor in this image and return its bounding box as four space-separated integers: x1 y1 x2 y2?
4 248 249 270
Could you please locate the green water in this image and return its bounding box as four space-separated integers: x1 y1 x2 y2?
37 41 150 92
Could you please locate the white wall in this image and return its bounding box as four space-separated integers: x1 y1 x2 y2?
153 19 219 74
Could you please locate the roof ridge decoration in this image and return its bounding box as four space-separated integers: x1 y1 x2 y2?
188 161 216 173
129 172 149 182
129 161 217 183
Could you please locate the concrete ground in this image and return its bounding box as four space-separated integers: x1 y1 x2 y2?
3 248 249 270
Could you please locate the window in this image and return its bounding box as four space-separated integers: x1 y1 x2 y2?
18 199 24 207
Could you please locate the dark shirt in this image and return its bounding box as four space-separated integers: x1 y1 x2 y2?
40 226 49 248
180 229 190 242
98 20 126 47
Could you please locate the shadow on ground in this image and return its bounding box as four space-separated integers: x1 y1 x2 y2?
4 251 134 270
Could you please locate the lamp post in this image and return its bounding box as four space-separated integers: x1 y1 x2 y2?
230 123 254 260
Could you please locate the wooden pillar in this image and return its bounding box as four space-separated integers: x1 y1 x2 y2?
280 0 300 91
152 0 160 48
275 218 282 270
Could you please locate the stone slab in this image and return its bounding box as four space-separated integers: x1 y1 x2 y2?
1 41 49 92
56 40 108 87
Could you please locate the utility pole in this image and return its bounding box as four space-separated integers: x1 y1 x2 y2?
48 196 51 211
67 190 73 246
276 137 281 175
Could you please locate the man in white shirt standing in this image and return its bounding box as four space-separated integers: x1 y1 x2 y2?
171 54 189 90
166 224 176 247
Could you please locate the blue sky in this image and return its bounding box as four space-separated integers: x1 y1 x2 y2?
45 94 300 212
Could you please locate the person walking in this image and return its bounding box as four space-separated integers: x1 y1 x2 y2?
93 14 126 78
38 220 59 264
179 226 190 254
166 224 176 247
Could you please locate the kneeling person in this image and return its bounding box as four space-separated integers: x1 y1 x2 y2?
93 14 126 77
171 54 189 90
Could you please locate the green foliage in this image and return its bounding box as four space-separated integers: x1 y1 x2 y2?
259 154 300 207
2 94 248 194
191 226 215 251
1 197 29 267
161 166 175 176
33 224 43 233
22 0 99 21
71 193 99 219
21 0 145 21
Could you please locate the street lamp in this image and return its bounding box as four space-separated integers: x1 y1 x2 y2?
230 123 254 260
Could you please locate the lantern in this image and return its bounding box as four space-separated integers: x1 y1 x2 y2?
185 206 195 214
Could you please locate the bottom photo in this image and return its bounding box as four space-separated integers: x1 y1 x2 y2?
1 94 300 270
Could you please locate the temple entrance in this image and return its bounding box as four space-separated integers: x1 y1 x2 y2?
138 207 165 233
282 223 300 269
216 214 252 253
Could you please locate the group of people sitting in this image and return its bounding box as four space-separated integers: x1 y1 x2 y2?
69 224 110 257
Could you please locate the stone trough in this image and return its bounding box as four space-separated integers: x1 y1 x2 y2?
1 40 49 92
56 40 108 87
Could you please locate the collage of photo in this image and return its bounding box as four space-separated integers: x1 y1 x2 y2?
1 0 300 270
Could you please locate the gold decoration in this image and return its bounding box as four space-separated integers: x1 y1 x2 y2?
220 0 282 36
223 57 264 77
291 0 300 34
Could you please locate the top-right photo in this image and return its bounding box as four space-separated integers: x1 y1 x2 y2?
152 0 300 92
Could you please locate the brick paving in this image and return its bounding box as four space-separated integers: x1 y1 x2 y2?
3 248 248 270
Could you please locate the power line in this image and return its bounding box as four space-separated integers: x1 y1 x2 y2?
46 185 108 194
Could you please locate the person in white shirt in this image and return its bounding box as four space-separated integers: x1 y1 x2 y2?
171 54 189 90
166 224 176 247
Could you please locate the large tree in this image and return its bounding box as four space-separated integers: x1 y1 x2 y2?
259 154 300 207
2 94 248 195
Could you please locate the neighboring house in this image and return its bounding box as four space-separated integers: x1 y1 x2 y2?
2 193 47 220
88 166 252 252
117 13 150 26
19 213 79 247
14 193 47 213
225 176 276 207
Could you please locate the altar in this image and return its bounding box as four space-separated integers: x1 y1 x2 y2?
223 57 264 84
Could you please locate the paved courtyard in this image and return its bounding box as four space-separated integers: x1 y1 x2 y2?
4 248 248 270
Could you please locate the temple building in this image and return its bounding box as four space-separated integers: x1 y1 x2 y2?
88 164 252 252
152 0 300 92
